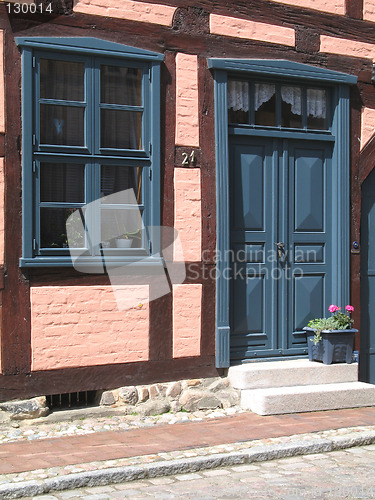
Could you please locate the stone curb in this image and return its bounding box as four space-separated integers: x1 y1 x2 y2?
1 432 375 499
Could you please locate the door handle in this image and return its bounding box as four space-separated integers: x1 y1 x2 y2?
275 242 286 260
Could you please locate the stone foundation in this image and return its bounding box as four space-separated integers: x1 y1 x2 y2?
98 377 240 416
0 377 240 420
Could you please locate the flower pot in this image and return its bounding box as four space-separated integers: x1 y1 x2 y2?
115 238 133 248
303 327 358 365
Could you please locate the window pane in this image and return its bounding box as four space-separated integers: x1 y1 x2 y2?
254 83 276 126
281 86 302 128
40 163 85 203
101 110 142 149
101 65 142 106
40 207 85 248
307 88 328 130
101 166 142 204
40 104 84 146
101 208 143 248
227 80 249 124
40 59 84 101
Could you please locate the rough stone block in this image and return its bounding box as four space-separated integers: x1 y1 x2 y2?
149 385 160 399
185 379 201 388
170 400 182 413
137 400 170 416
166 382 182 399
99 391 116 406
118 386 138 405
207 378 230 392
0 397 49 420
137 387 149 403
179 390 222 411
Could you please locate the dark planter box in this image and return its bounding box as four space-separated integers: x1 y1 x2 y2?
303 327 358 365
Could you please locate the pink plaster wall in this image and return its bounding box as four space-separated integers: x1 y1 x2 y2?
320 35 375 60
173 284 202 358
364 0 375 22
173 168 201 262
267 0 345 15
360 107 375 150
175 53 199 147
73 0 176 26
31 285 149 371
0 30 4 134
0 159 4 265
209 14 295 47
0 291 2 373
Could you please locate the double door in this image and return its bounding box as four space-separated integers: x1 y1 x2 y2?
230 136 333 360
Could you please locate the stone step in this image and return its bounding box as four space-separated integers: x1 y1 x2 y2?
241 381 375 415
228 359 358 390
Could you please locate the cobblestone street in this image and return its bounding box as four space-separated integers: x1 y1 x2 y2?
27 444 375 499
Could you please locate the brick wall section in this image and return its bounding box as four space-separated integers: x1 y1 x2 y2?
31 285 149 370
320 35 375 60
267 0 345 15
209 14 295 47
73 0 176 26
364 0 375 22
0 158 4 265
175 53 199 147
173 284 202 358
173 168 201 262
361 108 375 150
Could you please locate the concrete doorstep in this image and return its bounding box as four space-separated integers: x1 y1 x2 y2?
2 427 375 499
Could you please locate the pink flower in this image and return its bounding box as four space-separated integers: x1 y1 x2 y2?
328 305 339 313
345 305 354 312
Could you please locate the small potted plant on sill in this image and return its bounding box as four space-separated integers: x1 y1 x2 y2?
303 305 357 365
115 229 142 248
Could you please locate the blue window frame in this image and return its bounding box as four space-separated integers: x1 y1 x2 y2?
16 37 163 268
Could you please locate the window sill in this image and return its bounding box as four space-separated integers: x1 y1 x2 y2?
19 255 164 270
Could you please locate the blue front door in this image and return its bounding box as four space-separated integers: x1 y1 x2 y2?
230 136 333 360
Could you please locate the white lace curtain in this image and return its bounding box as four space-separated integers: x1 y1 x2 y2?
228 80 249 112
228 81 327 119
281 86 301 116
307 88 326 119
254 83 275 111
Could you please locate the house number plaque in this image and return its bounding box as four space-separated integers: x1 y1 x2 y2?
181 150 196 167
175 147 200 168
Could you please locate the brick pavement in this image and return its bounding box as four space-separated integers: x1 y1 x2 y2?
1 406 375 475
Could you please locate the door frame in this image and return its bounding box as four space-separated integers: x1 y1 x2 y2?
207 59 357 368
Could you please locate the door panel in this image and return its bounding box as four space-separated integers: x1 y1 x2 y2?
230 138 275 359
285 142 332 352
230 136 333 360
294 151 325 232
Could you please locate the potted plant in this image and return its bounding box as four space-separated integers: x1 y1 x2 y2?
115 229 142 248
303 305 358 365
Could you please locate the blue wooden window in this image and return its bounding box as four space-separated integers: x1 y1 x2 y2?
16 38 163 268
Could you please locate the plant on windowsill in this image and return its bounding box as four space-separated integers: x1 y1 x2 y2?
303 305 358 364
115 229 142 248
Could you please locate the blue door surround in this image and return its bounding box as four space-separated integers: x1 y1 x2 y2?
207 59 357 368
